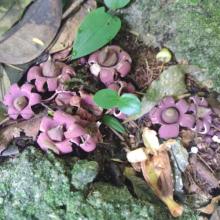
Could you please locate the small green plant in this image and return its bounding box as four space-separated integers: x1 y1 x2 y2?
104 0 131 9
94 89 141 115
102 115 126 133
72 7 121 60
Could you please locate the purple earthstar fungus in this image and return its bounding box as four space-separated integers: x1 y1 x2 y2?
149 96 195 139
88 45 132 86
3 83 41 120
189 96 212 134
27 57 75 93
37 110 99 154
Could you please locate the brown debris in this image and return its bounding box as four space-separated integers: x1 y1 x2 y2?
180 130 195 148
0 113 45 153
50 0 97 53
199 196 220 215
114 31 161 89
189 154 219 194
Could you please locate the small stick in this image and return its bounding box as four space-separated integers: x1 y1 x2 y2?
5 64 23 71
0 116 10 127
110 128 125 141
197 154 215 174
177 93 191 100
40 103 54 113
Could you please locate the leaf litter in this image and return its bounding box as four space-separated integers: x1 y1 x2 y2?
0 1 220 219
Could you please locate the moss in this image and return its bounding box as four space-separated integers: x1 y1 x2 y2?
0 147 198 219
71 160 99 190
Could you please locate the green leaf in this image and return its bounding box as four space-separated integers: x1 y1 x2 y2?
72 7 121 59
93 89 119 109
104 0 130 9
102 115 126 133
118 93 141 115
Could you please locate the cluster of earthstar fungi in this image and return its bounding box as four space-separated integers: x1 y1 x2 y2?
3 44 220 156
150 96 220 145
3 45 133 154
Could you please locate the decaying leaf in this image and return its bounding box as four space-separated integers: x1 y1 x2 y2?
124 167 161 204
210 207 220 220
189 155 219 194
0 0 32 38
0 113 44 153
50 0 97 53
126 148 148 163
199 196 220 215
0 0 62 64
127 65 188 121
142 127 160 155
141 149 183 217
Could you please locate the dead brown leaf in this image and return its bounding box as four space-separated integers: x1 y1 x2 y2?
0 0 62 64
0 113 44 153
189 155 219 193
50 0 97 53
141 150 183 217
199 196 220 215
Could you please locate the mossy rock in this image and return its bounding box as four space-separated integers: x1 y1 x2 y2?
121 0 220 92
0 147 197 219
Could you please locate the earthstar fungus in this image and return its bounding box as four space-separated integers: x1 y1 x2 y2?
3 83 41 120
37 111 99 154
27 57 75 92
149 97 195 139
88 45 132 86
189 96 212 134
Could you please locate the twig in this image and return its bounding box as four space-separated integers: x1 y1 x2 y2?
62 0 84 20
40 103 54 113
197 154 215 174
0 117 10 127
5 64 23 71
110 128 125 141
177 93 191 100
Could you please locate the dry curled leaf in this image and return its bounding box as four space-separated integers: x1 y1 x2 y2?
50 0 97 53
0 0 62 64
0 113 44 153
141 149 183 217
189 155 219 194
210 207 220 220
199 196 220 215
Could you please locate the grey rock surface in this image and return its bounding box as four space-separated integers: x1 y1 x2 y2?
121 0 220 92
